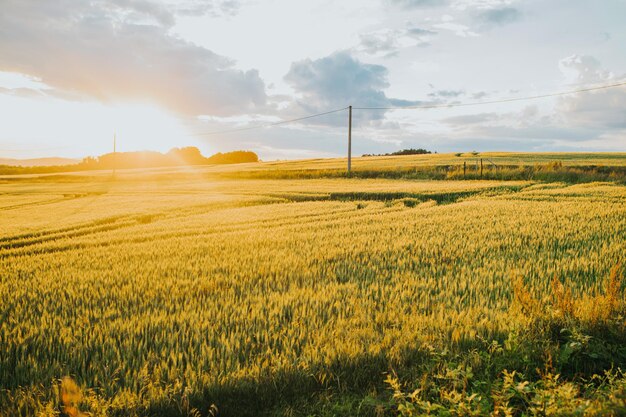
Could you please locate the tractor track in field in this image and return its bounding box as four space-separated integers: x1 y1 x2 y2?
0 201 418 259
0 184 536 257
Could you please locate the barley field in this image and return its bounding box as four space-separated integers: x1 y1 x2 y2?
1 158 625 416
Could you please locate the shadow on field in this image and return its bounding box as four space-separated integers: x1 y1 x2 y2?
270 185 527 206
138 338 507 417
143 350 414 417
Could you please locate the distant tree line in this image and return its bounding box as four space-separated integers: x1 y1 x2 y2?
0 147 259 175
362 148 432 157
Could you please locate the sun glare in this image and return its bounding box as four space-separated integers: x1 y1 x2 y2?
0 93 202 158
105 102 199 154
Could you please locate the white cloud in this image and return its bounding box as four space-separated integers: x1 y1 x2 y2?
432 22 479 37
168 0 242 17
558 55 615 85
0 72 48 90
197 114 282 125
245 144 342 160
452 0 515 11
387 0 448 8
0 0 267 116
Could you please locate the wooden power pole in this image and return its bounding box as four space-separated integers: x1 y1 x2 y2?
348 105 352 174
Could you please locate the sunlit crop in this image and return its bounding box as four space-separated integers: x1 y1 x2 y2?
1 169 624 416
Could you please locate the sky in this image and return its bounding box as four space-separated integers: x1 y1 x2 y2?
0 0 625 160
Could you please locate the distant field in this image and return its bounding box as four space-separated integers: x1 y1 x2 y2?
2 152 625 180
203 151 626 175
1 162 625 416
258 152 626 170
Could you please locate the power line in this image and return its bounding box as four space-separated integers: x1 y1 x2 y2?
191 106 348 137
187 81 626 137
353 80 626 110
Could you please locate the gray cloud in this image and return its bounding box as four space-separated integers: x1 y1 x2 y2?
358 31 401 57
442 112 500 125
438 112 603 152
404 24 438 46
428 89 465 98
435 54 626 152
387 0 448 8
477 7 522 25
557 54 626 129
558 54 614 84
559 89 626 129
407 27 438 37
0 0 265 116
284 51 424 123
357 25 437 57
171 0 242 17
471 91 489 99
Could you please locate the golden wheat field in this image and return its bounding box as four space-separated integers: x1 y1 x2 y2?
1 161 625 416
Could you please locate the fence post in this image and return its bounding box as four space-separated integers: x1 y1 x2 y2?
463 161 466 179
480 158 483 178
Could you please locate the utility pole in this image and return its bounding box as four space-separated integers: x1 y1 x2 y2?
348 105 352 175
